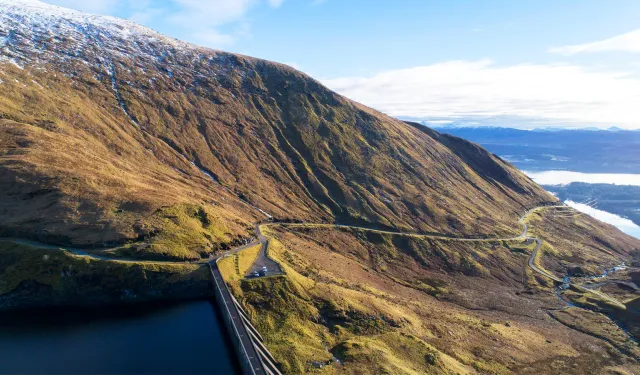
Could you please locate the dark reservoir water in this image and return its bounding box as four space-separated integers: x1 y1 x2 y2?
0 300 241 374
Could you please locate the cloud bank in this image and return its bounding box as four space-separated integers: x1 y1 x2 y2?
322 60 640 129
549 29 640 55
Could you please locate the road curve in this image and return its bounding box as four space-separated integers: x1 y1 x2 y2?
266 205 567 244
3 205 565 281
527 238 563 283
1 204 604 303
260 205 579 289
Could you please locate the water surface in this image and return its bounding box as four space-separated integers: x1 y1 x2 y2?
566 200 640 239
0 300 240 374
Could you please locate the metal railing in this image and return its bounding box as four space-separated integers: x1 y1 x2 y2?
209 263 265 375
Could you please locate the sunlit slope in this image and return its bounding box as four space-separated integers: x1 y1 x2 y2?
0 0 553 256
228 211 640 374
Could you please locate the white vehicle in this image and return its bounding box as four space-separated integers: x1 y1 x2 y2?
261 266 268 272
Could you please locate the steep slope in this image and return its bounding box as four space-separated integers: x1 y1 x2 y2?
223 207 640 374
0 0 554 259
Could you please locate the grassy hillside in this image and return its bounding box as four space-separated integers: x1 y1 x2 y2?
219 208 640 374
0 241 212 310
0 7 555 258
0 64 262 259
2 5 639 373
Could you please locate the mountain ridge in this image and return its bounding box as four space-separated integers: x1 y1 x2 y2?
0 0 556 258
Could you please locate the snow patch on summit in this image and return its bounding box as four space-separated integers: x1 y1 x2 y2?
0 0 244 76
0 0 265 118
0 0 202 71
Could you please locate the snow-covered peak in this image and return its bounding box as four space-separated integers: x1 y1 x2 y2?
0 0 256 103
0 0 184 54
1 0 163 40
0 0 257 73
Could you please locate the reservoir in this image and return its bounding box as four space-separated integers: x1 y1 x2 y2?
0 300 240 374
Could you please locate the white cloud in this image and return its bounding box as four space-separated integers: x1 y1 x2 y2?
322 60 640 129
549 29 640 55
43 0 120 14
164 0 285 47
162 0 258 46
168 0 255 27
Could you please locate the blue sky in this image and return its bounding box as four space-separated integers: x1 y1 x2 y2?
42 0 640 129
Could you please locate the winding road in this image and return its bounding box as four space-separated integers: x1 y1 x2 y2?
257 205 626 310
3 205 566 279
3 204 622 307
527 238 563 283
263 205 561 281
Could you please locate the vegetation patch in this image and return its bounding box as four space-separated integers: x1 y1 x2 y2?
549 307 640 357
107 204 250 261
217 243 261 284
0 241 211 309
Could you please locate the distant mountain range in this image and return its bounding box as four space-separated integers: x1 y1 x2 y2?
433 123 636 133
399 117 639 133
430 124 640 174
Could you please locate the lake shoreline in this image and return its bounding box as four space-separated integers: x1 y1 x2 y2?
0 290 214 314
0 274 215 312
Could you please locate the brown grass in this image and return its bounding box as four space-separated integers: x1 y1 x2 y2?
226 221 640 374
1 55 554 259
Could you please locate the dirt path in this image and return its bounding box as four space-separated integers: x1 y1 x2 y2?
7 239 194 265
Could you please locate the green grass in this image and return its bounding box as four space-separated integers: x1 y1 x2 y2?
222 235 475 375
105 204 245 261
0 241 210 306
218 243 262 282
143 204 231 259
550 307 639 357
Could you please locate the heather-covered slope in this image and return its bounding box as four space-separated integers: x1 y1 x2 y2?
224 209 640 374
0 1 553 258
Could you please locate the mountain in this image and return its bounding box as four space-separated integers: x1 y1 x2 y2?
2 2 640 374
0 0 553 259
433 126 640 174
